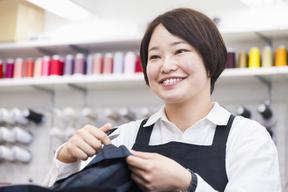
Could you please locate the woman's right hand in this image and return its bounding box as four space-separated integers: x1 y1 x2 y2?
57 123 112 163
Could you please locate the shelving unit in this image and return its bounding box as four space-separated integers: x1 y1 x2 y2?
0 28 288 188
0 67 288 91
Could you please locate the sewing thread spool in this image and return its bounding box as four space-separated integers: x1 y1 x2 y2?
248 47 261 68
113 52 124 74
41 56 51 76
50 55 62 76
14 58 24 78
86 54 94 75
124 52 136 74
262 46 273 68
33 57 42 77
135 54 143 73
73 53 85 75
226 49 236 68
103 53 113 74
0 59 3 78
5 59 14 78
93 53 103 74
24 58 34 77
275 46 287 66
64 54 74 75
237 50 248 68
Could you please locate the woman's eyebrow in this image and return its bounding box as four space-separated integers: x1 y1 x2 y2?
148 41 187 52
170 41 186 46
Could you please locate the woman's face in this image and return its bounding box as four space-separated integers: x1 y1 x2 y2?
146 24 211 104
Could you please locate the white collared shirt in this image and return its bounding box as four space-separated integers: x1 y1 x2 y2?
45 102 282 192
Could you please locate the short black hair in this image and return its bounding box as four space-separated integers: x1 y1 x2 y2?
140 8 227 93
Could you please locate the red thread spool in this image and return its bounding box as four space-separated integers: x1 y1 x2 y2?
50 55 64 76
135 54 142 73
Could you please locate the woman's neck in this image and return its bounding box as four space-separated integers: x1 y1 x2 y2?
164 96 213 132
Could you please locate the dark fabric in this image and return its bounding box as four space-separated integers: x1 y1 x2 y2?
0 145 141 192
0 185 52 192
51 144 141 192
132 115 235 192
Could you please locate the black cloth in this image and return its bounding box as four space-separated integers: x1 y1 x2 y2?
51 144 141 192
0 145 141 192
132 115 235 192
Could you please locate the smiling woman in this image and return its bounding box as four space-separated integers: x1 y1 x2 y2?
46 8 282 192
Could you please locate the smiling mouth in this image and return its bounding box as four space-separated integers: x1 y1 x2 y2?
159 77 187 86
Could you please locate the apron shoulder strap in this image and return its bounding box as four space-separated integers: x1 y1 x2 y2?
133 119 154 147
212 114 235 146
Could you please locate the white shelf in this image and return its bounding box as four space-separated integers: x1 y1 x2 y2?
0 67 288 92
0 38 141 59
0 28 287 59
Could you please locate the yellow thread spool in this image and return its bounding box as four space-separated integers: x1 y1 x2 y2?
249 47 261 68
238 50 248 68
262 46 273 68
275 46 287 66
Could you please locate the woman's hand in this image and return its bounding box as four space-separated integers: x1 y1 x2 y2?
57 123 112 163
126 151 191 192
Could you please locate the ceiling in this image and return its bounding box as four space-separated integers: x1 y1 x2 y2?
71 0 247 24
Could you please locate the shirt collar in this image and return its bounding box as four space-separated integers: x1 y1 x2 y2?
143 102 231 127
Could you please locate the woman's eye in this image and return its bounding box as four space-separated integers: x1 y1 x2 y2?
175 49 189 54
149 55 160 60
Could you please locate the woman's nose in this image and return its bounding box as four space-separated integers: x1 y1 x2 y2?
160 57 177 73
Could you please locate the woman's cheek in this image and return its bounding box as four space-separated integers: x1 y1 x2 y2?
180 59 194 74
146 63 158 82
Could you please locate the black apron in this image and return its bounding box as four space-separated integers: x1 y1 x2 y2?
132 115 235 192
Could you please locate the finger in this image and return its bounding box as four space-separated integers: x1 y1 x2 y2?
126 155 148 170
132 151 157 159
77 130 102 151
89 124 112 145
128 165 148 182
67 145 89 161
99 123 112 132
72 135 97 157
130 173 148 191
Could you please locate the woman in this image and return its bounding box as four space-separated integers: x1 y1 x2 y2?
47 8 281 192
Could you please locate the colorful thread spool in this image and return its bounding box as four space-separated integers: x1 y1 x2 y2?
275 46 287 67
0 59 3 78
113 52 124 74
74 53 85 75
24 58 34 77
64 54 74 75
248 47 261 68
124 52 136 74
86 54 93 75
226 49 236 68
14 58 24 78
50 55 63 76
5 59 14 78
237 50 248 68
262 46 273 68
103 53 113 74
41 56 51 76
135 54 143 73
93 53 103 74
33 57 42 77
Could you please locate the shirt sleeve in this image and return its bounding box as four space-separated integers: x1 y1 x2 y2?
43 143 81 187
224 117 282 192
195 117 282 192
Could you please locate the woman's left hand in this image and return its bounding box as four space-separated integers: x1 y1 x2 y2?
126 151 191 192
